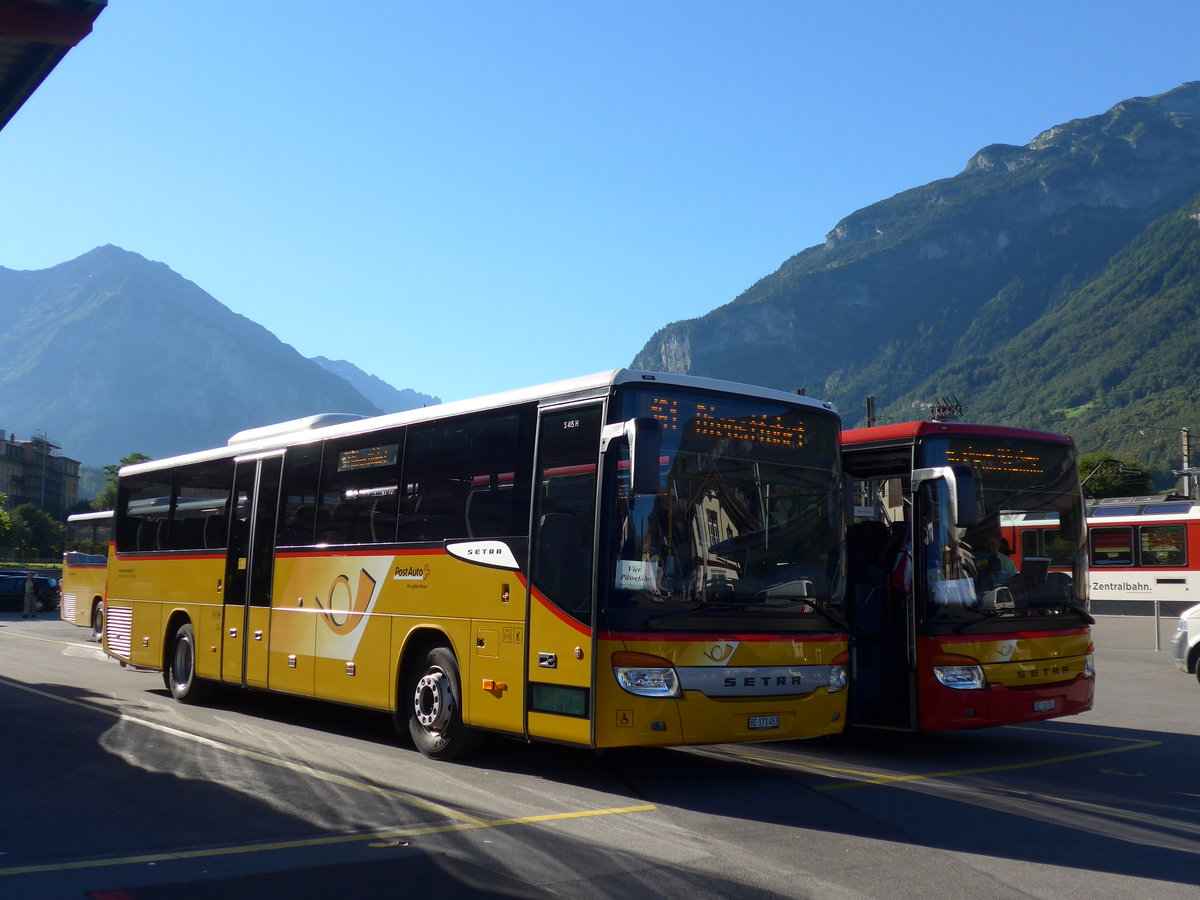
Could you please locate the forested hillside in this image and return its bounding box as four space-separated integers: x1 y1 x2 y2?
632 82 1200 482
915 192 1200 477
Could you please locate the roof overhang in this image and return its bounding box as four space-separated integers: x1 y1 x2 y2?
0 0 107 132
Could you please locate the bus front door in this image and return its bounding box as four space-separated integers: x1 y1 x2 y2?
222 453 282 689
847 515 917 730
524 403 602 747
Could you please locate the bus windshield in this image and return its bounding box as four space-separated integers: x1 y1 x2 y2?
918 436 1088 626
600 387 844 632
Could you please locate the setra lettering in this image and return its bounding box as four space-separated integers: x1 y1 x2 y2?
1016 664 1072 679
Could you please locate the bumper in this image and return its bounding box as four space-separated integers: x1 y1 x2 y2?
919 673 1095 731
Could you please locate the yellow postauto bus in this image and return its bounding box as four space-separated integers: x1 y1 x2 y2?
106 370 849 759
61 509 113 639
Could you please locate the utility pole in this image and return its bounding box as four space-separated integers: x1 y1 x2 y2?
865 396 876 428
1173 426 1196 499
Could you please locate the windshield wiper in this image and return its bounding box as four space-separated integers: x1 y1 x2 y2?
954 602 1094 632
646 600 848 632
645 605 745 629
800 603 849 632
954 608 1022 633
1032 600 1095 624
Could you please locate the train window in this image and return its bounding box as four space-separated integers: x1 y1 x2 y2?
1143 503 1193 515
1138 524 1186 567
1089 526 1132 566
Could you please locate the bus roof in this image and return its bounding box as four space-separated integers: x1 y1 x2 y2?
120 369 839 477
842 420 1074 448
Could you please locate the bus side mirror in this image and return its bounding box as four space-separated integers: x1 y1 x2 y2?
601 417 662 495
628 417 662 495
912 465 979 528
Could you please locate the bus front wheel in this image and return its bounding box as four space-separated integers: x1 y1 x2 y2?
165 623 213 704
405 646 482 760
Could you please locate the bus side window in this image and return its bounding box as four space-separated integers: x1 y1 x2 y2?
402 409 533 543
117 473 173 553
170 460 234 551
277 443 325 547
316 433 403 545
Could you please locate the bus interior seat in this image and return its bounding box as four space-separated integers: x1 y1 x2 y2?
466 489 513 538
203 515 228 549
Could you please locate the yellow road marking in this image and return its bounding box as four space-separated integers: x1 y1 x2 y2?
0 804 657 877
721 727 1160 791
0 675 657 877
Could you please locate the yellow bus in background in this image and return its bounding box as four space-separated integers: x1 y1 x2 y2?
61 510 112 640
105 370 849 759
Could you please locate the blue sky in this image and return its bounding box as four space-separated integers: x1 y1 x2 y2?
3 1 1199 404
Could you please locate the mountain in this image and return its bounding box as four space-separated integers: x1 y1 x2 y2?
0 245 387 466
311 357 440 412
632 82 1200 480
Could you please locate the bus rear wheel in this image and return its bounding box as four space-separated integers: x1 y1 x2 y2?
90 602 104 642
405 646 482 760
165 623 214 704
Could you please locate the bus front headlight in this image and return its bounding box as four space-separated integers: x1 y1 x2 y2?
934 665 986 690
932 653 986 690
828 651 849 693
613 651 681 698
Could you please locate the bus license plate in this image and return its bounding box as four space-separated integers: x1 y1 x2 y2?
748 715 780 731
1033 699 1056 712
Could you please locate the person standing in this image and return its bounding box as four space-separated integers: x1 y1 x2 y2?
23 573 36 619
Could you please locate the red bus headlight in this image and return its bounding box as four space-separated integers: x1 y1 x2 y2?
932 652 986 690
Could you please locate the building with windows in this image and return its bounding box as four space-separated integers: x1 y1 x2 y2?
1 431 81 518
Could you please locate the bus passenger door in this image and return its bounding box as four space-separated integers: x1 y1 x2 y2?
222 453 282 689
524 403 602 747
846 488 917 730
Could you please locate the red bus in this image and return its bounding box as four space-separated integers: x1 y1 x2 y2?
841 421 1094 731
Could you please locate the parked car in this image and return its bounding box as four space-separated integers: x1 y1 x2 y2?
1172 602 1200 684
0 573 61 613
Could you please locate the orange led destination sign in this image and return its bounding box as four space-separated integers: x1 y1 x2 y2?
648 397 806 447
338 443 399 472
945 443 1047 477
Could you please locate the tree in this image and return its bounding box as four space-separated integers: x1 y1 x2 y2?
9 504 64 560
1079 452 1155 499
92 452 152 511
0 491 11 548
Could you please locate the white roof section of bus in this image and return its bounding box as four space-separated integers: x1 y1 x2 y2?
120 369 839 477
66 510 113 522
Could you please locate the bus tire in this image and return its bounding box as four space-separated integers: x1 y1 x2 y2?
165 623 214 704
406 646 483 760
91 602 104 642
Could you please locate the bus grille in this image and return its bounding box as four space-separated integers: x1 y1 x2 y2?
61 593 77 620
106 606 133 657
